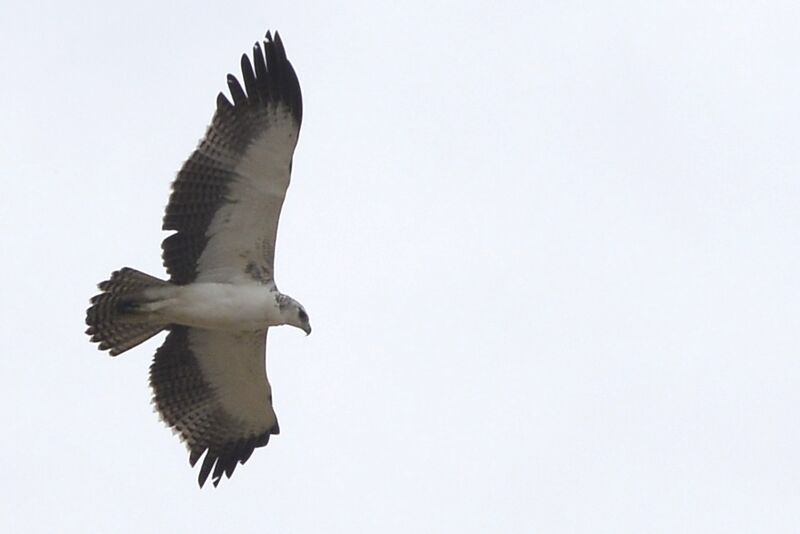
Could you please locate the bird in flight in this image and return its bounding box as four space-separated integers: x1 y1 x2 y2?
85 31 309 488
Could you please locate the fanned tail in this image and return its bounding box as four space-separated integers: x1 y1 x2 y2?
86 267 171 356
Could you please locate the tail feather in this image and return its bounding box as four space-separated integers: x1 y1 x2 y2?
86 267 170 356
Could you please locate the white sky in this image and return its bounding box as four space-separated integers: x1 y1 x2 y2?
1 1 799 532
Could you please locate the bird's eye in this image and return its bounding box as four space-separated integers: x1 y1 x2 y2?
298 310 308 322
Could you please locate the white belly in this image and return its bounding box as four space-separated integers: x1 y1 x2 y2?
156 283 282 331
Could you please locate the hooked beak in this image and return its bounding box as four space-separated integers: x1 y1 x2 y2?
303 324 312 336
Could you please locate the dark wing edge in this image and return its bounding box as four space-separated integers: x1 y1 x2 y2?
215 31 303 125
149 327 279 488
161 30 303 284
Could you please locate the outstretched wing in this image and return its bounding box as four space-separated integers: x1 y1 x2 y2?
162 31 303 285
150 326 279 487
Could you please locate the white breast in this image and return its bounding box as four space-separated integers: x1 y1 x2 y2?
158 283 282 331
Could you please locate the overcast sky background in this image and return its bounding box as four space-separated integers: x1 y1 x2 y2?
1 1 798 532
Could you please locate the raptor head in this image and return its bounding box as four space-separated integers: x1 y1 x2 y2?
279 295 312 335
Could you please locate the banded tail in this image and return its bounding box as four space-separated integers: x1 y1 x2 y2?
86 268 171 356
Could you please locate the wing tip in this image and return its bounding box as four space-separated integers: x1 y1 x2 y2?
190 432 274 488
212 29 301 123
216 91 232 109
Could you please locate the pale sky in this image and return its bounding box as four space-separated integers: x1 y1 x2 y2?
1 1 799 532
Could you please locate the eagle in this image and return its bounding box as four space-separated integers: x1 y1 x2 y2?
85 31 310 488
